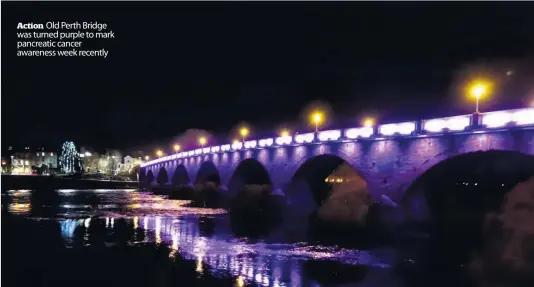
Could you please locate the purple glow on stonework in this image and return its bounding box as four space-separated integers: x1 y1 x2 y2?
295 133 315 144
244 140 257 149
423 115 471 133
258 138 274 147
345 127 373 139
275 135 292 145
318 130 341 141
482 107 534 128
140 108 534 168
379 122 416 136
232 141 243 150
211 146 220 153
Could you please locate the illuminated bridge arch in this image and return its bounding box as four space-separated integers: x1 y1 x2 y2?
284 154 370 222
195 161 221 186
171 164 190 186
227 158 272 198
401 150 534 225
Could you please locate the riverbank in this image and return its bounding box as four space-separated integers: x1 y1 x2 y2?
1 175 138 191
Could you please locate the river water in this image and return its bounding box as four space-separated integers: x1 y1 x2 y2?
2 189 461 287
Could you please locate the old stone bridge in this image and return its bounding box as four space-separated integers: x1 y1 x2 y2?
140 108 534 215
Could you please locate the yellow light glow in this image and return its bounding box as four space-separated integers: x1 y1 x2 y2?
173 144 181 152
467 79 493 99
199 137 207 145
233 139 239 144
280 129 290 137
236 276 245 287
144 155 150 160
471 85 486 99
363 118 374 127
240 127 249 137
312 111 323 124
156 150 163 157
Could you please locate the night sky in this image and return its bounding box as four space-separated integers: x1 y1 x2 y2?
2 2 534 152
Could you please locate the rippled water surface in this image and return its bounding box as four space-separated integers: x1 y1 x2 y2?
2 189 420 287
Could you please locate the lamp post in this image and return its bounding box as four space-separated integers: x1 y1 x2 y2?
468 80 491 114
173 144 181 153
472 85 485 114
156 150 163 158
311 111 323 132
280 129 290 137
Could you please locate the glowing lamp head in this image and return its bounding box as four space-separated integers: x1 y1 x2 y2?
173 144 181 152
144 155 149 160
240 128 249 137
363 118 374 127
312 111 323 124
471 85 486 99
156 150 163 157
280 130 290 137
199 137 207 145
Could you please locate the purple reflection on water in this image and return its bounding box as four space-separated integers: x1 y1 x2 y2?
6 189 401 287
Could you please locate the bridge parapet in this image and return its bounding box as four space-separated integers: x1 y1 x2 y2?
141 107 534 169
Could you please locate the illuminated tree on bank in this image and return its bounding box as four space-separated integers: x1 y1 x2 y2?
59 141 81 174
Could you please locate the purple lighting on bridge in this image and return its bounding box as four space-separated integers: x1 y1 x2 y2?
232 141 244 150
258 138 274 147
318 130 342 141
140 107 534 168
244 140 257 149
211 146 220 153
379 122 416 136
481 107 534 128
295 133 315 144
423 115 471 133
275 136 292 145
345 127 373 139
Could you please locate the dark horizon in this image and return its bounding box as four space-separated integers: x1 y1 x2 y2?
2 2 534 152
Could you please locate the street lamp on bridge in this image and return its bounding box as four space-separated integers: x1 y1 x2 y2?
468 80 492 114
311 111 324 132
240 127 249 142
199 137 207 148
145 155 150 161
363 118 374 127
156 150 163 158
280 129 290 137
173 144 181 152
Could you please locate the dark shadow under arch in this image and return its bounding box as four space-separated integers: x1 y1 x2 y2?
227 158 272 198
402 150 534 226
195 161 220 186
171 165 190 186
156 167 169 185
285 154 370 225
292 154 367 205
230 158 271 186
146 170 154 183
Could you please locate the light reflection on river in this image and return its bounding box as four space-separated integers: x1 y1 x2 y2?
3 189 404 287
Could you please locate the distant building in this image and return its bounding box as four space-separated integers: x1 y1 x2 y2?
10 147 57 174
118 155 141 173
